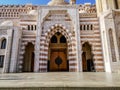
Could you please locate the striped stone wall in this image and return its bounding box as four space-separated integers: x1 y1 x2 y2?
18 32 36 72
18 17 36 72
80 14 104 72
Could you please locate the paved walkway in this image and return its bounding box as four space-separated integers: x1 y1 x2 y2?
0 72 120 88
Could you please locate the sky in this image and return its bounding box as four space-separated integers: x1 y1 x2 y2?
0 0 95 5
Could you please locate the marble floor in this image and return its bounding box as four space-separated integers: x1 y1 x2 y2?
0 72 120 88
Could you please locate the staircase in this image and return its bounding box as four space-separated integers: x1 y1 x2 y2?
0 72 120 90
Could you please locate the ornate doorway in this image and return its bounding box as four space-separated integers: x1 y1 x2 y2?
48 32 69 72
82 42 95 72
23 43 34 72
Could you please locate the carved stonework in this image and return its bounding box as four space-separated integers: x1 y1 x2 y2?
42 10 73 33
0 30 7 35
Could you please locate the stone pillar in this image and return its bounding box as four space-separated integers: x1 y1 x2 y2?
102 0 108 12
9 27 22 73
106 0 116 10
75 6 82 72
34 9 41 72
3 28 13 73
68 6 81 72
98 6 120 72
96 0 116 16
99 25 112 72
96 0 103 16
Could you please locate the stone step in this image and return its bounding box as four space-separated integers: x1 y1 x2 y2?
0 87 119 90
0 73 119 89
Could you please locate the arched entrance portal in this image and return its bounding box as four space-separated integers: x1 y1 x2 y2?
82 42 95 72
23 43 34 72
48 32 69 72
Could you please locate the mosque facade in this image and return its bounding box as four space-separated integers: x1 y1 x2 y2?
0 0 120 73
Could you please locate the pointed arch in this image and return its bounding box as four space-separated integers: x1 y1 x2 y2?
1 38 7 49
39 24 77 72
60 35 67 43
23 42 35 72
18 41 35 72
82 42 95 72
49 32 68 71
51 35 57 43
81 41 94 53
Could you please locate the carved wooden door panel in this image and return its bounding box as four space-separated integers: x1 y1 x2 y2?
50 49 67 71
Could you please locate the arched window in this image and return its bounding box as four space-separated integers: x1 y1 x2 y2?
91 25 93 30
115 0 119 9
51 35 57 43
1 39 7 49
28 25 30 30
35 25 36 30
82 42 95 72
80 25 82 30
109 29 116 62
60 36 66 43
0 55 4 68
31 25 33 30
87 25 89 30
84 25 86 30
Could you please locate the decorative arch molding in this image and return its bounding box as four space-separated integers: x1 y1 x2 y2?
0 37 7 41
18 41 35 72
39 24 77 72
20 41 35 54
45 24 72 44
24 41 35 47
81 41 93 46
0 37 7 45
41 10 74 33
81 41 95 54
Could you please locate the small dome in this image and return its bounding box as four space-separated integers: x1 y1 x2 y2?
0 20 13 26
48 0 68 6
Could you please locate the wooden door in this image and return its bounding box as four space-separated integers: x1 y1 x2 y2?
50 49 67 71
82 52 87 71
